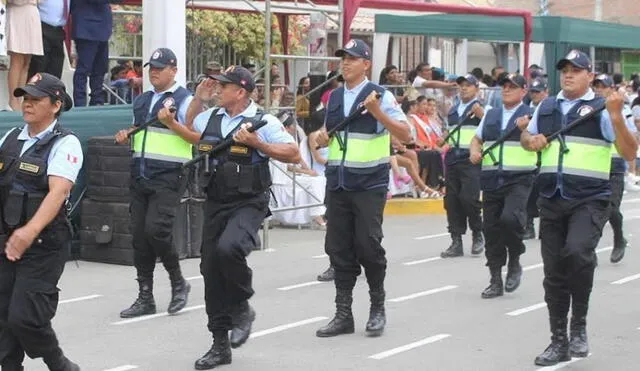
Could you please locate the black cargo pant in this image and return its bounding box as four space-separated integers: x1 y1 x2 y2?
538 196 610 320
201 192 269 332
526 182 539 219
483 177 533 268
444 160 482 235
0 227 69 366
608 173 625 240
325 189 387 292
130 171 185 281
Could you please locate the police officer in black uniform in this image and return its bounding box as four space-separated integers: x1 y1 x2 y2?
115 48 193 318
440 74 486 258
185 66 300 370
0 73 81 371
469 74 535 299
521 51 638 366
593 73 636 263
313 39 410 339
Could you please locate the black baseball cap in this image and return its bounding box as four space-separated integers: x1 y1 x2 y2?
557 50 592 71
335 39 372 60
594 73 614 87
499 73 528 89
529 78 548 92
14 72 73 111
144 48 178 68
456 73 480 87
211 66 256 92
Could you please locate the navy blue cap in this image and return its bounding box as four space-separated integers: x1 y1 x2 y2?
14 72 73 111
144 48 178 68
211 66 256 92
499 73 528 89
594 73 614 87
456 73 479 87
557 50 592 71
335 39 371 60
529 78 548 92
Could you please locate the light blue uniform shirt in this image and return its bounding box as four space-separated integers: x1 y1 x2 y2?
475 103 524 140
340 78 407 133
146 82 193 125
0 120 83 183
38 0 68 27
193 101 295 145
526 89 615 141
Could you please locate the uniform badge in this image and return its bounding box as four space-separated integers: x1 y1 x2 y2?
163 97 175 109
229 145 249 155
18 162 40 174
198 143 213 152
577 105 594 117
0 163 4 170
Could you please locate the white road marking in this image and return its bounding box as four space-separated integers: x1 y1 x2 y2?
263 248 277 253
312 254 328 259
506 302 547 316
103 366 138 371
186 275 203 281
523 263 544 271
388 285 457 303
403 256 442 266
612 273 640 285
112 305 205 325
277 281 325 291
536 354 591 370
250 317 327 339
368 334 451 360
622 197 640 204
59 294 102 305
596 246 613 253
414 232 449 241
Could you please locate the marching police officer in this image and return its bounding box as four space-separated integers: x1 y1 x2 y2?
523 77 549 240
469 74 535 299
0 73 81 370
114 48 193 319
314 39 410 338
440 74 486 258
593 73 637 263
185 66 299 370
521 50 637 366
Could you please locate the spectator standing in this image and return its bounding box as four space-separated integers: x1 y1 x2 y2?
71 0 118 106
28 0 69 79
6 0 43 111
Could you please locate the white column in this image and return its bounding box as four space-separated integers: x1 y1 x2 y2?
455 39 468 76
372 32 390 84
142 0 186 91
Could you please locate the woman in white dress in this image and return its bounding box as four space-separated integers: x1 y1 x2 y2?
6 0 43 111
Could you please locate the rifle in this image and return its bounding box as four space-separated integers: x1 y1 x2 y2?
481 114 533 166
182 119 269 173
316 93 382 150
127 106 177 138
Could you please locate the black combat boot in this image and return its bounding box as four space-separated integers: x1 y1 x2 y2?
440 234 463 258
230 301 256 349
43 349 80 371
523 217 536 240
471 231 485 255
168 277 191 315
534 317 570 366
505 256 523 293
120 278 156 318
569 316 588 357
316 289 355 337
610 235 628 264
365 289 386 337
481 267 504 299
194 331 232 370
317 266 335 282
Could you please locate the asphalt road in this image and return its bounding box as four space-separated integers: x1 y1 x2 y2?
21 195 640 371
